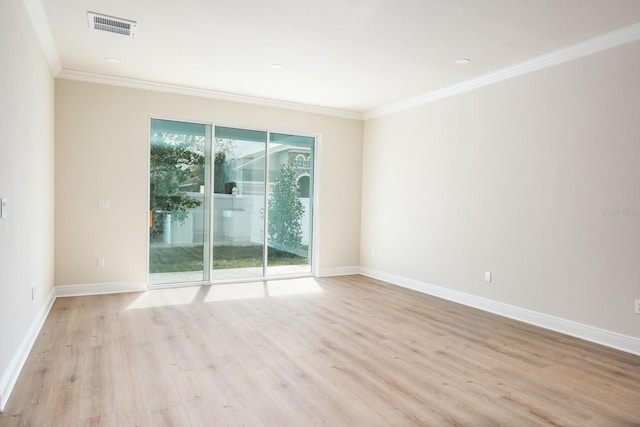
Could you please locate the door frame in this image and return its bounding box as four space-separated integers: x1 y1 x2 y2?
147 117 320 288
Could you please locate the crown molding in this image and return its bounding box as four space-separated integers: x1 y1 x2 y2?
21 0 61 74
57 69 364 121
364 22 640 120
26 0 640 122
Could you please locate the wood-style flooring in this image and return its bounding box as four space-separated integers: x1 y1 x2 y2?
1 275 639 426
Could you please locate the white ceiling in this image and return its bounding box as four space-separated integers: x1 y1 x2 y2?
41 0 640 115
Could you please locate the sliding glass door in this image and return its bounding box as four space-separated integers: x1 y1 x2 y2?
211 127 267 281
149 120 315 285
149 119 211 285
266 133 314 276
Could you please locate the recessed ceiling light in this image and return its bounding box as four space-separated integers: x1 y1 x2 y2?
105 57 120 64
453 58 471 65
271 63 284 69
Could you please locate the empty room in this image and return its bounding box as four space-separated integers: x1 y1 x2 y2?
1 0 639 425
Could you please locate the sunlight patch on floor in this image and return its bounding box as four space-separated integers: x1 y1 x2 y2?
204 282 267 302
204 277 323 302
266 278 323 297
126 286 202 309
126 277 323 309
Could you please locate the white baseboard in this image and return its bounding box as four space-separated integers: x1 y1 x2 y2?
359 267 640 356
317 266 360 277
56 281 148 297
0 287 56 411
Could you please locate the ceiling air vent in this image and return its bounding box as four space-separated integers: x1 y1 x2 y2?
88 12 137 38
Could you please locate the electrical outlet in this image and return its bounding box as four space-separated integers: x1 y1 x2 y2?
635 299 640 314
97 257 105 268
484 271 492 283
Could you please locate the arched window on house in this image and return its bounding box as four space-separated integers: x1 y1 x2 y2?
295 154 305 168
297 175 310 198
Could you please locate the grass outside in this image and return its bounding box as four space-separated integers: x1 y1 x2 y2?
149 244 308 273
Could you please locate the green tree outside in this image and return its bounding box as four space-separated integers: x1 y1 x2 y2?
268 160 305 253
149 133 204 237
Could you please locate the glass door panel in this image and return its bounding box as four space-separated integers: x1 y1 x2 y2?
149 119 211 285
150 121 315 286
211 126 267 281
266 133 314 275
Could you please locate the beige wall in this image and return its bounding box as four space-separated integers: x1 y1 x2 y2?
361 41 640 338
0 0 55 406
55 80 363 286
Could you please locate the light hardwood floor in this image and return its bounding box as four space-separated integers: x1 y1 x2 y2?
1 275 639 426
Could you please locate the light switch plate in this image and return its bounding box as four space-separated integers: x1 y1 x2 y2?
1 198 7 218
